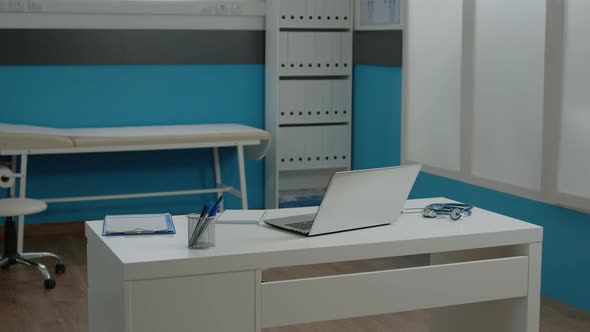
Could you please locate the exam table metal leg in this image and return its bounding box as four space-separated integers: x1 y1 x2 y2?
237 145 248 210
9 156 16 198
213 147 224 211
17 154 28 253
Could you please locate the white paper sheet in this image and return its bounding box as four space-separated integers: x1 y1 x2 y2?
217 210 267 224
103 214 171 234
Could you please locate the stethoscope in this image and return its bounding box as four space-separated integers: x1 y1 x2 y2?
402 203 474 221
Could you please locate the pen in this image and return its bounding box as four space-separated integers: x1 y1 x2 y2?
189 202 213 246
207 195 224 218
199 202 211 219
208 196 224 218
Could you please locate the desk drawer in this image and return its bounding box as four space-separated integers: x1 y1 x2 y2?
260 256 529 328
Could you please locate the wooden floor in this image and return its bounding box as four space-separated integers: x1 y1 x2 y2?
1 222 590 332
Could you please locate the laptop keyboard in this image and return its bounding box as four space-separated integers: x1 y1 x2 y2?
264 213 316 234
285 220 314 231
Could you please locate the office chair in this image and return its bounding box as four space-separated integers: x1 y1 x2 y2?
0 198 65 289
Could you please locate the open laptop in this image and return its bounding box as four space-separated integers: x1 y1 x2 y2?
263 164 421 236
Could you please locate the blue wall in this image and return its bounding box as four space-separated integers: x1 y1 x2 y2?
0 64 266 221
2 63 590 312
352 65 402 169
352 64 590 312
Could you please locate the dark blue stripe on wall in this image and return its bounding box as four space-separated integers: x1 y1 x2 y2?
0 29 400 67
0 29 265 65
351 64 590 312
0 64 265 221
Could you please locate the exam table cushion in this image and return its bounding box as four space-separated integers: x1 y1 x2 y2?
0 123 271 160
0 123 75 150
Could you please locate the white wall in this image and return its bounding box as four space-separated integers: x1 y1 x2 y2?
471 0 546 191
0 0 265 29
558 0 590 199
405 0 463 172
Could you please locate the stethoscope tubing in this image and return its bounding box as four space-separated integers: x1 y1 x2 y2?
402 203 474 221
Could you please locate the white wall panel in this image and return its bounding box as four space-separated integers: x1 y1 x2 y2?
471 0 546 190
405 0 463 171
558 0 590 198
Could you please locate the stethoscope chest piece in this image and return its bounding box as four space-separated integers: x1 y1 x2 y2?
449 208 463 221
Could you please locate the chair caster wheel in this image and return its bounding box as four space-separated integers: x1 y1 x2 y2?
44 279 56 289
56 263 66 274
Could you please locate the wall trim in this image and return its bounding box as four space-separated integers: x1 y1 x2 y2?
0 29 265 65
1 29 404 66
353 30 403 67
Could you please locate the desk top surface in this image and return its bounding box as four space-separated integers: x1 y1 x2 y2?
86 198 543 280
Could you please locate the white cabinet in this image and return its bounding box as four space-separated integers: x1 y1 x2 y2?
266 0 353 208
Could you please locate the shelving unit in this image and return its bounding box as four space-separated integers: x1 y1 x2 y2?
265 0 353 208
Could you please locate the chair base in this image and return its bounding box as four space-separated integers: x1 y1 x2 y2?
1 217 65 289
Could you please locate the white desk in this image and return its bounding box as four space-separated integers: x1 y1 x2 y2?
85 198 543 332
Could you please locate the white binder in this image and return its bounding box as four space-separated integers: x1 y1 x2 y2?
279 35 288 75
287 32 310 75
320 80 333 121
316 33 333 75
331 0 351 27
305 81 318 122
294 81 306 119
280 0 306 26
329 33 342 74
278 81 293 122
341 33 353 74
307 0 324 27
332 79 352 122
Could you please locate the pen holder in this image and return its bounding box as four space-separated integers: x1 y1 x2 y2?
187 214 216 249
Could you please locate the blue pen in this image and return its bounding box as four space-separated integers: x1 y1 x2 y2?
207 196 224 218
209 197 224 218
200 202 213 219
198 203 210 219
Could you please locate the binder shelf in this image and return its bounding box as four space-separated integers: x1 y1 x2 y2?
278 125 350 171
279 31 352 77
279 79 351 125
279 0 352 30
266 0 353 208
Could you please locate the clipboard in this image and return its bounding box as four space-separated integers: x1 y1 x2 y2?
102 213 176 236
